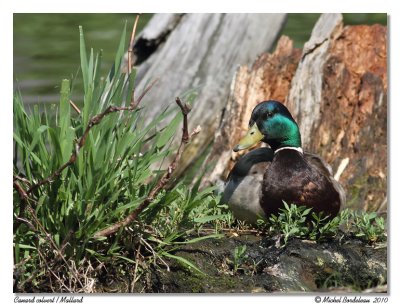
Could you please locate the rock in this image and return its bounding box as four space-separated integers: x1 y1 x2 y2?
135 235 387 293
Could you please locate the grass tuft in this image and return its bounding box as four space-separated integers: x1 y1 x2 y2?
13 23 227 293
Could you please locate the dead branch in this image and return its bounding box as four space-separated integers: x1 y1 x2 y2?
132 78 159 109
128 14 141 107
93 97 197 238
130 244 142 292
69 100 81 114
36 248 74 293
13 180 29 201
14 216 36 232
13 175 32 187
140 237 170 271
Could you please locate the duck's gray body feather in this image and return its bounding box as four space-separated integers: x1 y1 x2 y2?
222 148 273 223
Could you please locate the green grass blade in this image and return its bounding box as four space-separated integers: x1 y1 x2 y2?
161 252 204 275
79 26 88 92
156 111 182 148
173 234 224 244
88 48 94 86
113 22 127 78
59 79 73 163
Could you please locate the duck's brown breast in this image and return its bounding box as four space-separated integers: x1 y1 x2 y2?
260 150 341 218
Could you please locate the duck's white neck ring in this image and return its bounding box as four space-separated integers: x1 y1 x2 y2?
274 146 303 155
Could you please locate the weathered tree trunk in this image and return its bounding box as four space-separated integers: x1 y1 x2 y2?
205 13 387 212
131 13 288 173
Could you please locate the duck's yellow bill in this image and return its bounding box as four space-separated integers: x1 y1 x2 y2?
233 124 264 152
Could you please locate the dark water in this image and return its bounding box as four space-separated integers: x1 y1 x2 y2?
13 13 386 108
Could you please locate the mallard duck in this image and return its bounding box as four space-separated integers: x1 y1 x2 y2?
223 100 345 223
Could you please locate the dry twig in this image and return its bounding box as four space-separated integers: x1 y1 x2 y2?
128 14 141 76
140 237 170 271
13 175 32 187
130 244 142 292
69 100 81 114
131 78 159 108
37 248 73 292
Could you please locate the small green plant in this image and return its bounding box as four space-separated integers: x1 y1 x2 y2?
353 211 386 242
309 209 351 241
257 202 386 247
232 245 247 273
267 202 311 245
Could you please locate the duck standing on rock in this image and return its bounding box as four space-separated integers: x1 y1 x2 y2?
223 100 345 224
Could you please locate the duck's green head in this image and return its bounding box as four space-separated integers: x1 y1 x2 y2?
233 100 302 152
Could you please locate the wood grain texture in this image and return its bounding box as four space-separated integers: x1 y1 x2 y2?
131 13 287 173
286 13 343 148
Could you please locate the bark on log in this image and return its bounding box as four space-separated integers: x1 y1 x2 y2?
286 14 344 147
309 23 387 212
130 13 287 173
206 13 387 212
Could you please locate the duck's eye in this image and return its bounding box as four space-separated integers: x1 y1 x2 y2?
264 112 273 119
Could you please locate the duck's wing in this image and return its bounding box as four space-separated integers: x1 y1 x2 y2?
227 147 274 179
222 147 274 222
304 152 333 176
304 152 346 208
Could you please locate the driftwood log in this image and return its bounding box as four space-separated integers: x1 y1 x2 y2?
205 13 387 212
130 13 287 173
